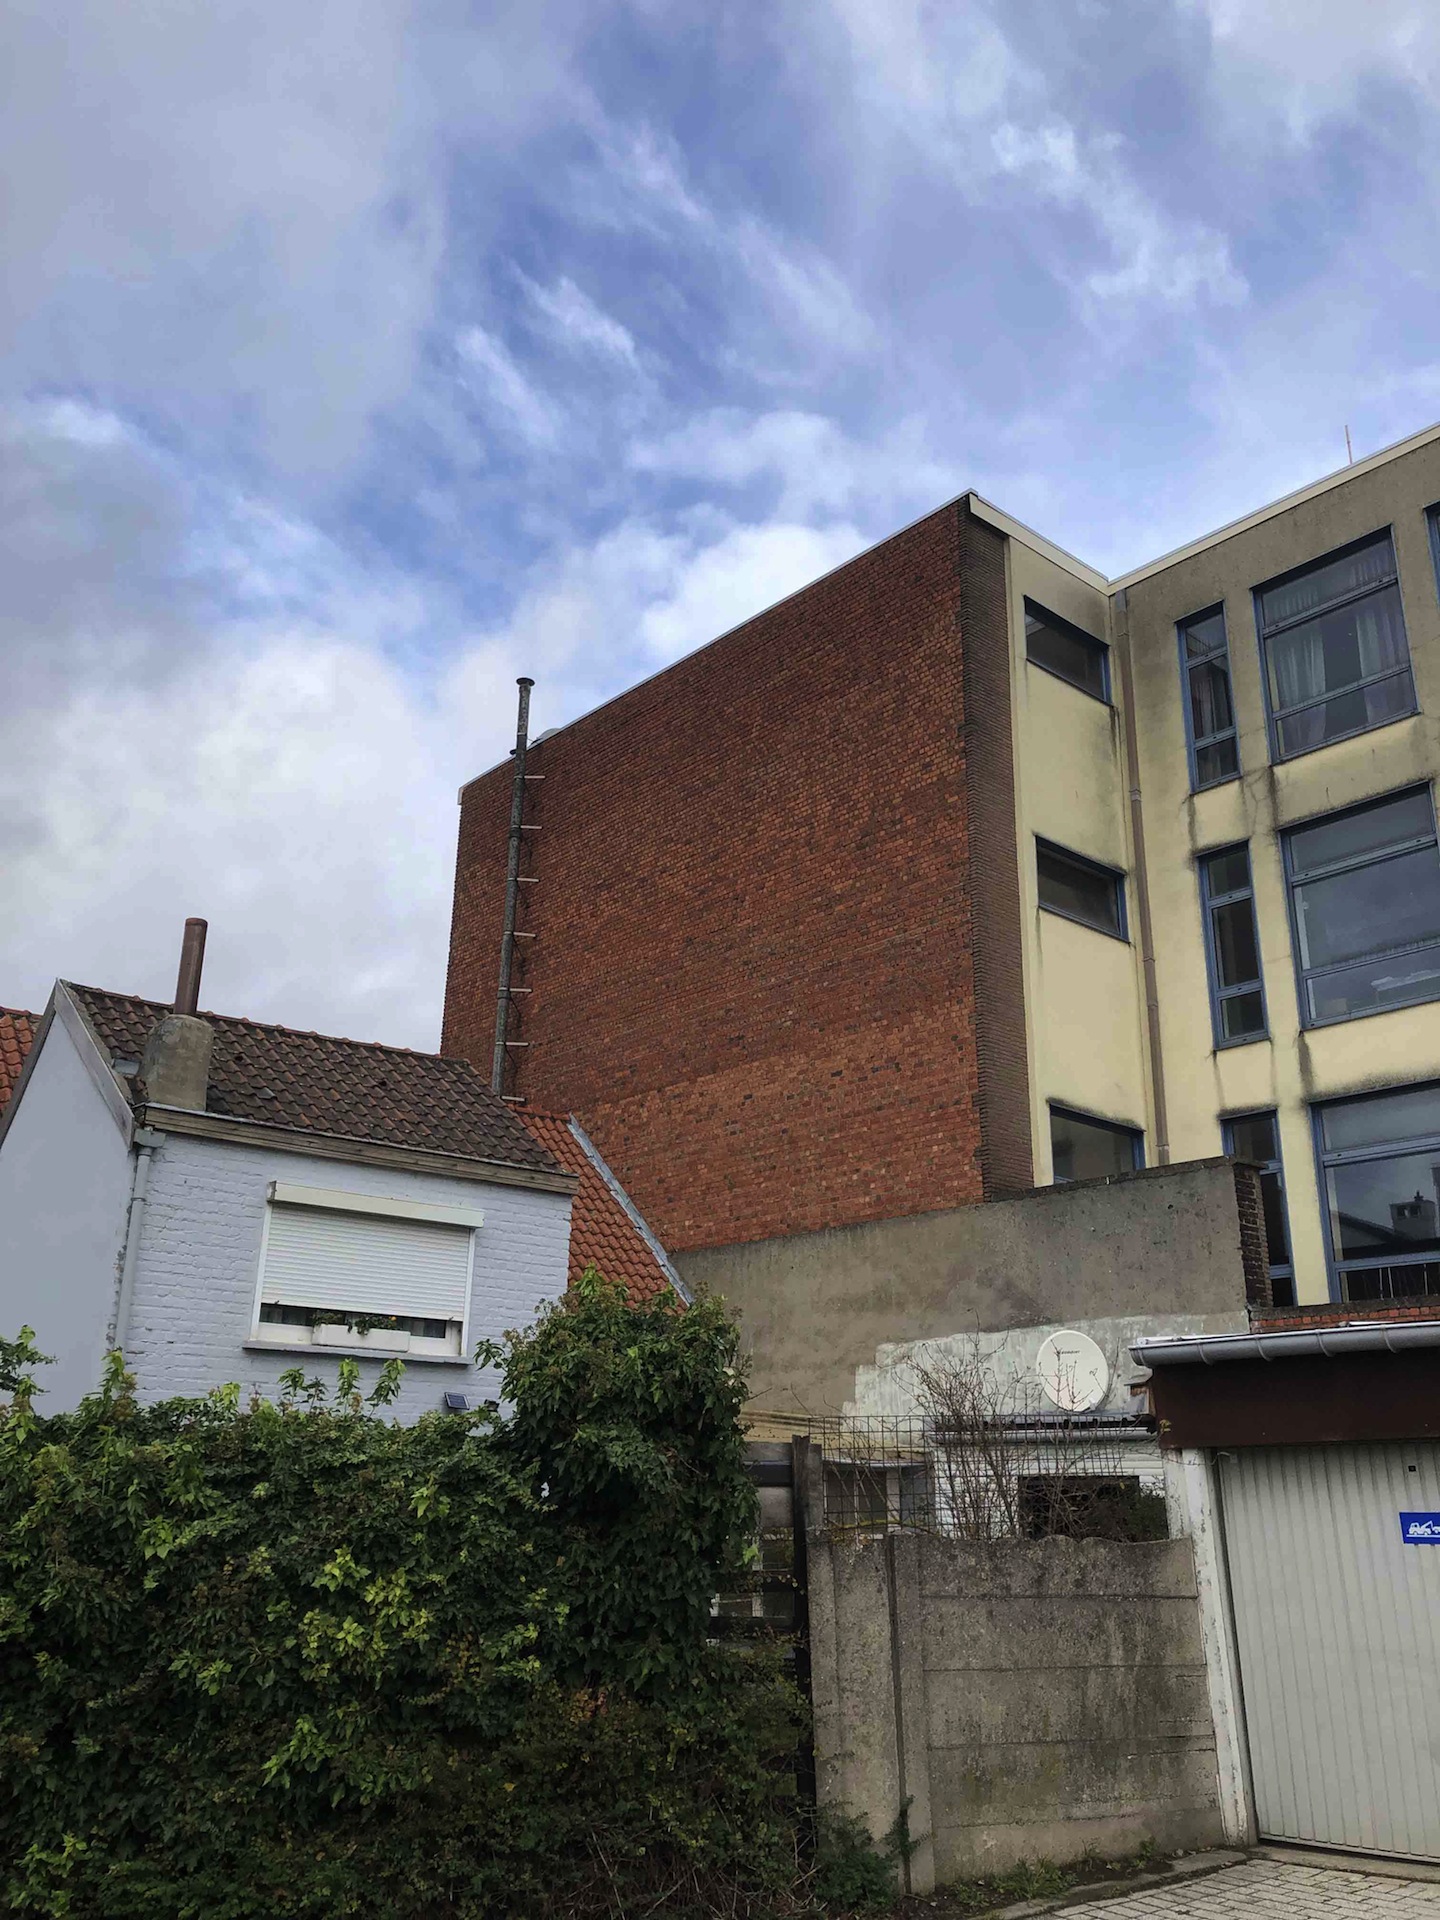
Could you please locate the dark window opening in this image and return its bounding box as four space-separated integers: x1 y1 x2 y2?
1179 606 1239 789
1019 1475 1168 1542
1317 1082 1440 1303
1283 787 1440 1026
1050 1105 1143 1183
1025 599 1109 701
1222 1110 1294 1307
1037 839 1127 939
1257 530 1416 760
1200 843 1266 1044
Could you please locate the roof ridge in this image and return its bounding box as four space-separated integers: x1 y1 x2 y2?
63 983 468 1067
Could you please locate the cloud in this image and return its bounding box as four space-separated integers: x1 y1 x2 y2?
519 274 641 366
456 325 563 447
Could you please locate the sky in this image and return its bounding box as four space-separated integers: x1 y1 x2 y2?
4 0 1440 1048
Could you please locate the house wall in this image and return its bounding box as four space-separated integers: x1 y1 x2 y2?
125 1132 572 1419
809 1531 1225 1891
1005 541 1152 1178
0 1014 133 1410
443 505 988 1256
1123 436 1440 1304
681 1157 1255 1416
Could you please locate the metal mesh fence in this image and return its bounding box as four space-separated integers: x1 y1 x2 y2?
792 1414 1169 1543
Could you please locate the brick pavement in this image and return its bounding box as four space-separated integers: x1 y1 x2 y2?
1084 1862 1440 1920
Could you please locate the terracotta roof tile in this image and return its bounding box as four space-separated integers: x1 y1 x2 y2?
65 984 562 1178
0 1008 38 1112
518 1110 676 1301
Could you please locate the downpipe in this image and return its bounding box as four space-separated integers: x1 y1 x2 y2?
109 1127 163 1354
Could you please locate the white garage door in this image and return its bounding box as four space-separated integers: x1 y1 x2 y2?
1220 1443 1440 1859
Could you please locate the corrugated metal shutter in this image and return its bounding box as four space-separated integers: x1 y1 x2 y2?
261 1203 472 1322
1220 1442 1440 1859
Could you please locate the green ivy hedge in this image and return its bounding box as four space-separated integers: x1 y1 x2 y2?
0 1276 813 1919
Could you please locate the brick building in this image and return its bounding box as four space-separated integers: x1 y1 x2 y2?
446 420 1440 1326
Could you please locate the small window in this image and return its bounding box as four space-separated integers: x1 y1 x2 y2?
1429 504 1440 599
1222 1110 1294 1307
1256 529 1415 760
1025 599 1109 701
253 1195 476 1356
1283 787 1440 1026
1199 844 1266 1045
1036 839 1126 939
1316 1083 1440 1303
1178 606 1239 788
1049 1104 1143 1183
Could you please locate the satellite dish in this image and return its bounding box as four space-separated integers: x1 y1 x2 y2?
1036 1330 1109 1412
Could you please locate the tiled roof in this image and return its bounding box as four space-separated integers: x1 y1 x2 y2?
518 1110 676 1301
64 984 563 1178
0 1008 38 1111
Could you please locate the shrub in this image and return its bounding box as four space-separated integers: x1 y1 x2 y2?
0 1283 810 1918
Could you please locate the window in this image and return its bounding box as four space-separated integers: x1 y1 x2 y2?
1049 1105 1143 1183
1178 606 1239 788
1222 1111 1294 1307
1316 1083 1440 1302
1429 504 1440 599
1257 530 1415 760
1036 839 1127 939
252 1183 480 1357
1283 787 1440 1025
1025 599 1109 701
1199 844 1266 1044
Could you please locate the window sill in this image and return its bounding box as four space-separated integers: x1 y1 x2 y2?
1214 1031 1271 1051
1038 901 1130 943
243 1340 472 1367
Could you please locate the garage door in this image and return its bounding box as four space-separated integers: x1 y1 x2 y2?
1220 1443 1440 1859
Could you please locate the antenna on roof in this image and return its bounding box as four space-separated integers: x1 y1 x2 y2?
1345 424 1354 465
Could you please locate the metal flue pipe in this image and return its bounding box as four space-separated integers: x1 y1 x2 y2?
174 918 208 1015
491 678 534 1093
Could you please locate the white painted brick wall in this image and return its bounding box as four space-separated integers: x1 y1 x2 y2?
126 1133 572 1421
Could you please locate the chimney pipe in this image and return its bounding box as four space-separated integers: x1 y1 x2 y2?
174 917 208 1015
139 918 214 1111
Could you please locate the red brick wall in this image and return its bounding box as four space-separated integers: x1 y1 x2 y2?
443 504 989 1254
1254 1301 1440 1331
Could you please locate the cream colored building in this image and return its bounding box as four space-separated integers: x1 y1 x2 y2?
985 419 1440 1308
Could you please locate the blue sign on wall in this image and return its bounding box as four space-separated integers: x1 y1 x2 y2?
1399 1512 1440 1544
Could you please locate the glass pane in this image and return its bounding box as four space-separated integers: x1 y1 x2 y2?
1306 943 1440 1023
1189 658 1234 740
1328 1150 1440 1260
1220 989 1266 1040
1260 1169 1291 1270
1322 1083 1440 1151
1195 736 1239 786
1212 898 1260 987
1051 1109 1140 1182
1026 607 1107 699
1182 610 1227 660
1267 581 1407 708
1037 845 1122 936
1226 1113 1278 1164
1203 846 1251 901
1259 533 1396 630
1342 1262 1440 1303
1288 790 1434 879
1275 669 1416 758
1294 842 1440 972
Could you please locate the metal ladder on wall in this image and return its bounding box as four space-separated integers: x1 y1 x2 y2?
492 676 543 1104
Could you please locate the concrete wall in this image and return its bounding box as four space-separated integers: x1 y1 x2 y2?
1123 434 1440 1303
0 1013 133 1410
809 1529 1226 1892
681 1157 1252 1415
123 1132 573 1420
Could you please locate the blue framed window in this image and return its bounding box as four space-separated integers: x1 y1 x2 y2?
1428 503 1440 598
1282 786 1440 1027
1050 1104 1143 1183
1025 599 1109 702
1222 1110 1294 1307
1314 1082 1440 1303
1199 844 1266 1045
1178 606 1239 789
1036 839 1127 940
1255 529 1416 761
